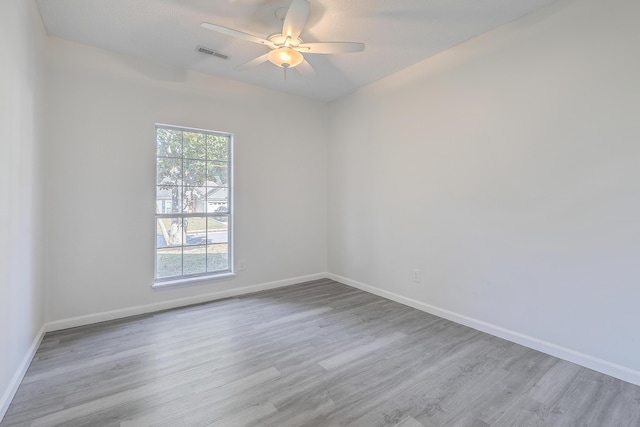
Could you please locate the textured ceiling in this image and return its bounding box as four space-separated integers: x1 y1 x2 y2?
35 0 558 102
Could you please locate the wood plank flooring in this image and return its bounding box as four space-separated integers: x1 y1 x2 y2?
3 279 640 426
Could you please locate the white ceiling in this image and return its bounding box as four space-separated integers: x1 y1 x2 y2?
35 0 558 102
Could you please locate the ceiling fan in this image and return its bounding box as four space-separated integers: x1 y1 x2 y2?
201 0 365 78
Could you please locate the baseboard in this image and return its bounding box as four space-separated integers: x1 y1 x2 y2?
0 324 46 422
46 273 326 332
327 273 640 387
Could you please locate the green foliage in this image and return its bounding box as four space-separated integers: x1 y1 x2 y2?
156 127 230 213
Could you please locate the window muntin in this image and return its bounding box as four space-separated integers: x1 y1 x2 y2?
155 125 232 283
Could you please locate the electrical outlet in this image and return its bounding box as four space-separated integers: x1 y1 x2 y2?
412 268 421 283
237 259 246 271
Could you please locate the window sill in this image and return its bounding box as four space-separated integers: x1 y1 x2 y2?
152 272 236 290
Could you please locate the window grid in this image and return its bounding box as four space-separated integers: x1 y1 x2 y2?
155 124 232 282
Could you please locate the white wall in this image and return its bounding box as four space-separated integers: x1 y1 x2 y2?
328 0 640 383
44 39 327 322
0 0 47 416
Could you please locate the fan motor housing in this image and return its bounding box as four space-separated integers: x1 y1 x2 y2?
268 34 303 48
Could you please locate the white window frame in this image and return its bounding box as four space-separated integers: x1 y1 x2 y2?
153 124 234 288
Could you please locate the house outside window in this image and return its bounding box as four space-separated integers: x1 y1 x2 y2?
155 124 233 284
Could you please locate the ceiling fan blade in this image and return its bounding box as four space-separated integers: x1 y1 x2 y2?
295 59 317 78
201 22 276 48
297 42 365 54
282 0 309 40
235 53 270 71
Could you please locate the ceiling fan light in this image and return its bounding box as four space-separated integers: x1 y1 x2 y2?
268 47 304 68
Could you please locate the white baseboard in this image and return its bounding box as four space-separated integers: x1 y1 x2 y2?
0 324 46 422
327 273 640 387
46 273 326 332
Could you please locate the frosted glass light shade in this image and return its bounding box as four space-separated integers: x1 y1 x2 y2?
268 47 304 68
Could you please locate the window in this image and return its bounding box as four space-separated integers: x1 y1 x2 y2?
155 124 232 284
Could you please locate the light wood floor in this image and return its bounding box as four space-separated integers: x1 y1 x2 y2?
3 279 640 426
